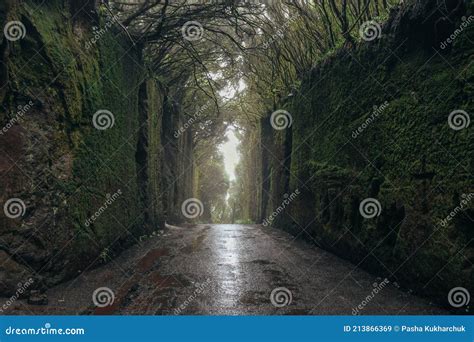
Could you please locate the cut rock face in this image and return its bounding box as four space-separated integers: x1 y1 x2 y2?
0 251 34 297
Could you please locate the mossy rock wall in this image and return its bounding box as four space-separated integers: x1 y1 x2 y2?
160 88 195 224
265 0 473 310
0 1 183 295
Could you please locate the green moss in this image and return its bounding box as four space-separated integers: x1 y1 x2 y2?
3 1 164 286
268 9 474 308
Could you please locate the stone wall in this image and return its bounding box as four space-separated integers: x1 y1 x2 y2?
0 0 192 295
262 0 473 309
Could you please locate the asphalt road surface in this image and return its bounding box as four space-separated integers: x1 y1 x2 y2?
4 224 446 315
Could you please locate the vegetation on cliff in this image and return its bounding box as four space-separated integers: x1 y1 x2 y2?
0 0 472 313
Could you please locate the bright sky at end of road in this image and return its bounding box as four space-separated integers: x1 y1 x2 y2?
220 127 240 181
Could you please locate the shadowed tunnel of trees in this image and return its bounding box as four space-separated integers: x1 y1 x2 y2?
0 0 473 313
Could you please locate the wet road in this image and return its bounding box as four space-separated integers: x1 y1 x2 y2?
5 224 445 315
